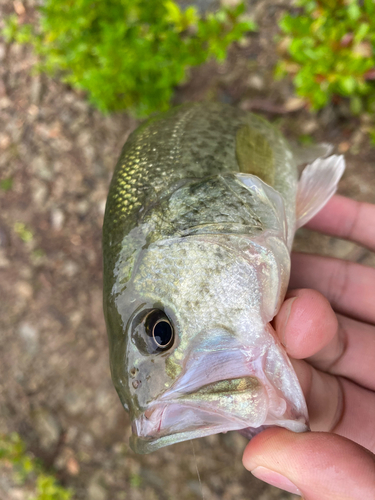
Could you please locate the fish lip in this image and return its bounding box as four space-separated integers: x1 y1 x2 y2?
129 400 252 454
131 378 266 450
130 397 309 454
130 423 240 455
130 375 309 454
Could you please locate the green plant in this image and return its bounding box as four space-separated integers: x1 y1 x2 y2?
3 0 255 117
0 177 13 191
276 0 375 117
14 222 34 242
0 433 72 500
130 472 142 488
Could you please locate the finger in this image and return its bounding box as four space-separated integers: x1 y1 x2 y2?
308 314 375 392
306 195 375 251
291 359 375 451
333 376 375 451
274 288 338 359
290 252 375 324
275 291 375 391
243 428 375 500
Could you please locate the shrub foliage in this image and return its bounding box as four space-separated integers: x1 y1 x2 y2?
276 0 375 116
3 0 255 116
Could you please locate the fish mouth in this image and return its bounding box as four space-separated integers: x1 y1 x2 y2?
131 373 308 454
130 327 309 454
131 376 288 454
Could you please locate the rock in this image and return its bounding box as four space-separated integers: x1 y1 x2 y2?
338 142 350 153
221 0 241 7
51 208 65 231
98 199 106 215
88 473 107 500
300 119 319 134
33 409 61 450
319 105 337 127
55 447 80 475
4 487 33 500
283 96 305 112
246 74 264 91
62 260 79 277
65 426 79 444
0 249 9 268
30 76 42 105
80 432 94 447
95 390 112 411
64 389 90 416
187 481 201 497
140 468 165 489
0 133 11 149
0 227 8 248
204 434 219 446
31 179 48 207
66 455 80 476
18 322 38 354
27 105 39 120
31 156 53 181
0 97 11 109
18 322 38 340
220 430 247 452
15 282 33 300
76 200 89 216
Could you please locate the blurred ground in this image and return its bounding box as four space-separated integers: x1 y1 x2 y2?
0 1 374 500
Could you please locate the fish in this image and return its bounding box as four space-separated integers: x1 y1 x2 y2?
102 102 345 454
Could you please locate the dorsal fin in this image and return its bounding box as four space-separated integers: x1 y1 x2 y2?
292 142 334 166
235 124 275 186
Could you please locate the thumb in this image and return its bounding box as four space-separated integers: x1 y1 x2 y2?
242 428 375 500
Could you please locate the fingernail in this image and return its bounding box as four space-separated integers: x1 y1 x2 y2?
280 297 297 348
251 466 301 495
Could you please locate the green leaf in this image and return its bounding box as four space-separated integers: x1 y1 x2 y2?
347 3 361 22
14 222 33 243
339 75 357 94
1 15 19 42
354 22 370 43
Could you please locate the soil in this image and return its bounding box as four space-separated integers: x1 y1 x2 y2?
0 1 374 500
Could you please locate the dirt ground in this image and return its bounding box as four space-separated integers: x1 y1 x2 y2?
0 1 374 500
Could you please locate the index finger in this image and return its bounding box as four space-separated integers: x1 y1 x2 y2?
306 195 375 251
275 289 375 391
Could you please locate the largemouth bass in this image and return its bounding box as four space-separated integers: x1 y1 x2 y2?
103 102 345 454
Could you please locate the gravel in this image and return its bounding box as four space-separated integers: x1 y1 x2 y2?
1 1 374 499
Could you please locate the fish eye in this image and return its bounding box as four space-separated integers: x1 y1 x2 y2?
145 310 174 351
131 308 175 355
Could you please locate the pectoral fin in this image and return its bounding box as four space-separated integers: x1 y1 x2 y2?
296 155 345 228
236 125 275 186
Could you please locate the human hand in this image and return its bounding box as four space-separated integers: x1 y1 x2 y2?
243 195 375 499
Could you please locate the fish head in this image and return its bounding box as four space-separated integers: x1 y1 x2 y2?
105 233 308 453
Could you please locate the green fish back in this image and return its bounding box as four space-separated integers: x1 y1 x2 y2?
103 103 297 296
